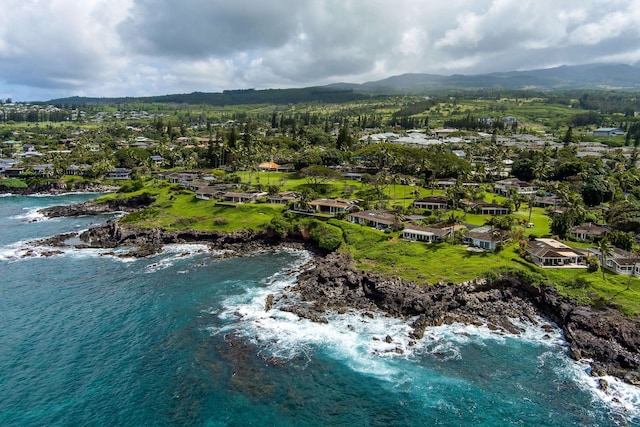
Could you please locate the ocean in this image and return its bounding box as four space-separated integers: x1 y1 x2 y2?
1 193 639 426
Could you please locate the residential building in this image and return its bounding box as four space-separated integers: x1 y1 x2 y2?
569 223 608 241
525 239 585 267
402 224 450 242
348 210 398 229
308 198 359 215
413 196 448 210
494 178 536 196
105 168 132 180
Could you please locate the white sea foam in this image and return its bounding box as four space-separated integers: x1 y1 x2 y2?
0 240 135 263
207 255 640 423
144 244 219 273
10 207 51 222
562 358 640 423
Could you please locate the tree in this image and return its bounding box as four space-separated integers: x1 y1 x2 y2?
336 122 352 151
597 237 614 281
300 165 344 191
563 126 573 145
608 200 640 233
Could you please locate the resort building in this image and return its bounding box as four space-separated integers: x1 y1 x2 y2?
348 210 398 230
525 239 585 268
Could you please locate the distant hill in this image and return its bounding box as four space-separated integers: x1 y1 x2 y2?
338 64 640 94
47 63 640 106
47 87 368 106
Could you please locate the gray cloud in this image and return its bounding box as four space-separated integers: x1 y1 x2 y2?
118 0 303 57
1 0 640 101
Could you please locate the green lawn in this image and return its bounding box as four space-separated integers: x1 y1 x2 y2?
108 178 640 316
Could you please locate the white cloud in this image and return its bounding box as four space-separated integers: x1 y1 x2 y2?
0 0 639 101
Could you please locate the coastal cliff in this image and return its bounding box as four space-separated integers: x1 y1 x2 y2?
292 252 640 386
36 200 640 387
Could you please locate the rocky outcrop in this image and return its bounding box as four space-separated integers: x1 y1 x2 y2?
39 220 313 259
293 252 640 385
39 193 156 218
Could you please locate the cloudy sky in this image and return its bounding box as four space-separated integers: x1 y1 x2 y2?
1 0 640 101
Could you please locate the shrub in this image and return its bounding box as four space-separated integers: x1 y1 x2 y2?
564 277 591 289
587 256 599 273
171 217 197 228
213 217 228 226
268 215 295 237
308 220 344 251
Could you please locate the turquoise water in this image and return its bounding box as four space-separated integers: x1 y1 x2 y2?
1 194 639 426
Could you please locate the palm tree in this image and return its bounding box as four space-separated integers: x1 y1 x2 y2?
597 238 614 281
627 245 640 291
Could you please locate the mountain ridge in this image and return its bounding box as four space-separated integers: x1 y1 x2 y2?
46 63 640 105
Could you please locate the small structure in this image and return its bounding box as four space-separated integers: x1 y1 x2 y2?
590 247 640 275
569 223 608 241
32 164 54 177
66 164 90 176
308 198 359 215
463 226 508 251
348 210 398 230
494 178 536 196
195 187 221 200
525 238 585 267
593 127 625 137
258 161 279 171
221 191 266 203
413 196 448 211
266 191 300 205
150 155 164 166
402 224 451 242
463 201 510 215
3 167 25 178
105 168 132 180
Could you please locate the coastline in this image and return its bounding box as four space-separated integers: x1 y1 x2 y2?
34 199 640 388
0 181 120 196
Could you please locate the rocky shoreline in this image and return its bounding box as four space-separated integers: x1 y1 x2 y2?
0 180 121 196
36 200 640 387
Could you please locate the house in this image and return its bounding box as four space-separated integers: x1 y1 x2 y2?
0 158 18 174
32 164 54 177
494 178 536 196
276 164 295 172
590 247 640 275
593 127 625 137
569 223 608 241
502 116 518 126
413 196 448 210
150 155 164 166
348 210 398 230
195 187 221 200
463 226 508 251
66 164 90 176
308 198 359 215
402 224 451 242
3 166 25 178
105 168 132 180
258 161 279 171
266 191 300 205
433 178 478 189
221 191 266 203
525 239 586 267
462 201 510 215
165 172 198 184
533 194 562 209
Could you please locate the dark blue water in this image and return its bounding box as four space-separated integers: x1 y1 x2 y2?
1 194 638 426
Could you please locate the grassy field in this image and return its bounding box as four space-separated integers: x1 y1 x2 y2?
106 177 640 315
